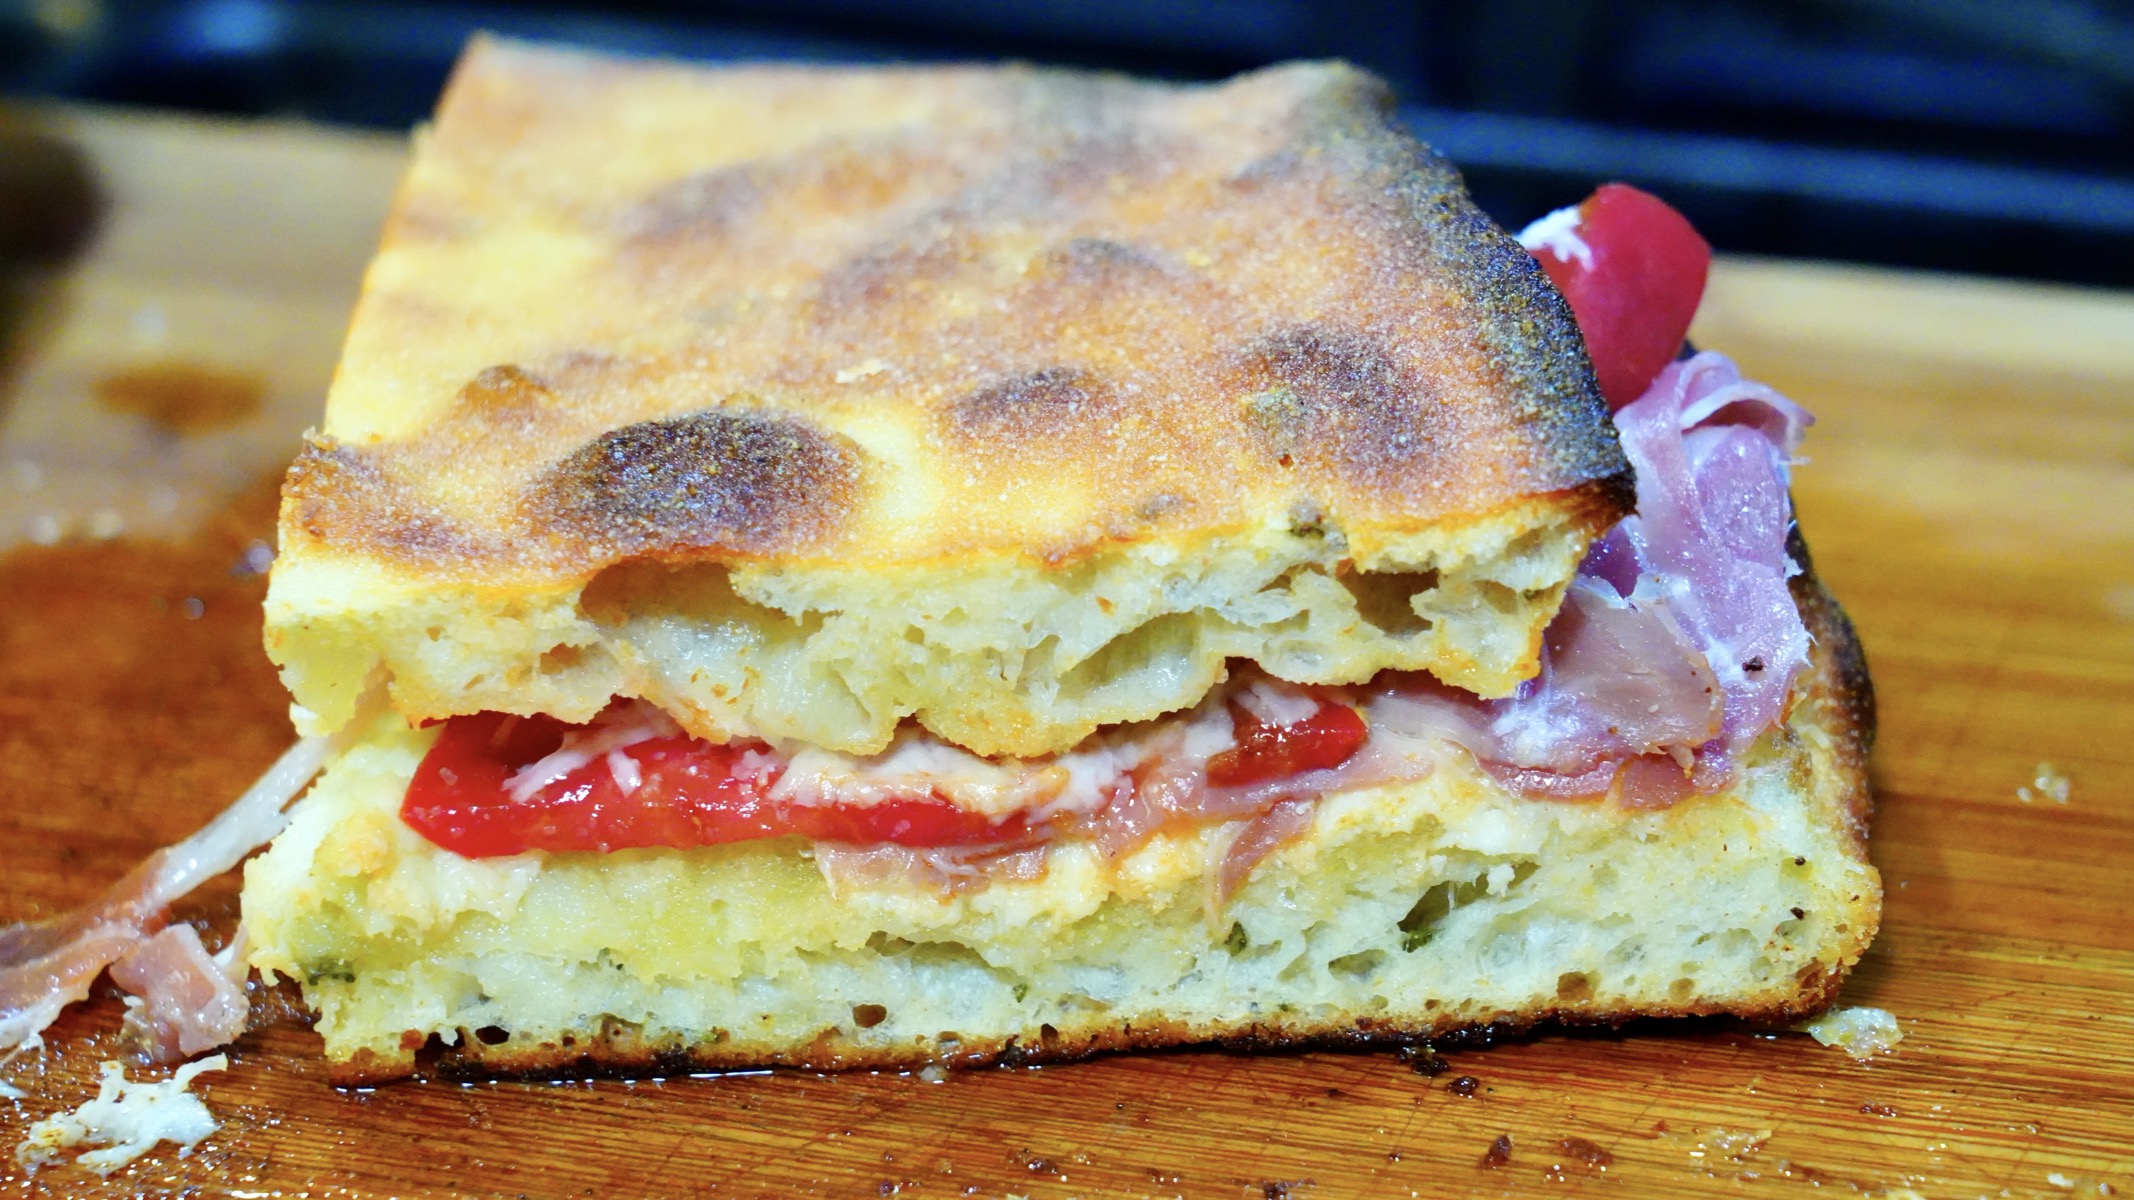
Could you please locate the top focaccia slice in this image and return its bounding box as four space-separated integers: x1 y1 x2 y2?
265 38 1630 758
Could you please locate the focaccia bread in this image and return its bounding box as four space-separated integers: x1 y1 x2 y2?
263 38 1629 759
241 41 1879 1085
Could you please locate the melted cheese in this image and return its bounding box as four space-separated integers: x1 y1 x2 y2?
503 704 681 803
1235 679 1319 726
767 694 1241 819
1516 204 1593 269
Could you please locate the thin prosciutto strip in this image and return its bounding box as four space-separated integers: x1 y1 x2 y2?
1085 688 1377 860
1621 352 1813 766
109 925 250 1062
816 842 1051 899
1212 798 1318 906
1102 692 1425 903
0 736 332 1055
1390 351 1814 799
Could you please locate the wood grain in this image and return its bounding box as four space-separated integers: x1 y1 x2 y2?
2 109 2131 1199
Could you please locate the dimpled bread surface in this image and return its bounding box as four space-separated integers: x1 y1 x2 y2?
263 39 1630 757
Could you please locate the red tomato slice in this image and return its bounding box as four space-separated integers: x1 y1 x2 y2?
1527 183 1710 410
402 711 1027 858
1205 698 1368 789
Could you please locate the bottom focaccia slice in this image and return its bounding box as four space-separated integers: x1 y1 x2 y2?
241 576 1876 1084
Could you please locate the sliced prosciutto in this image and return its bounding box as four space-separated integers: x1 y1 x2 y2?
1486 575 1722 776
1616 352 1813 767
109 925 250 1062
1 736 331 1055
1212 798 1319 905
1384 349 1814 800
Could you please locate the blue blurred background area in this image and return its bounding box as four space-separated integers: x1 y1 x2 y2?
3 0 2132 286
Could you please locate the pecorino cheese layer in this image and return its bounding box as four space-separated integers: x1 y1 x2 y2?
266 39 1631 756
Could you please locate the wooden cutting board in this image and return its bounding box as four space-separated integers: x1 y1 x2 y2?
2 106 2129 1200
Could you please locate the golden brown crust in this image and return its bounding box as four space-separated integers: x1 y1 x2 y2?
531 408 862 559
322 554 1878 1087
280 39 1628 585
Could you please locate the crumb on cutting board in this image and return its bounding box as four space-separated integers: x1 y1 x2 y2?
13 1054 227 1176
1801 1007 1904 1060
2017 762 2072 805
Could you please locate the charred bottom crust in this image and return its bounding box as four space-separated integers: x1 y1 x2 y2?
334 971 1850 1086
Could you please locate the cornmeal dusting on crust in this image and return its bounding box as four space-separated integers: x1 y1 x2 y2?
286 41 1624 571
533 408 861 558
265 40 1631 751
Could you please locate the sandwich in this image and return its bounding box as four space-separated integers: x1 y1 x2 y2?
209 40 1873 1082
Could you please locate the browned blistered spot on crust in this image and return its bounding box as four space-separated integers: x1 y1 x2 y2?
946 366 1112 439
1042 236 1167 281
530 408 861 558
1231 325 1444 491
616 164 764 244
1243 66 1623 496
811 233 972 326
282 440 488 564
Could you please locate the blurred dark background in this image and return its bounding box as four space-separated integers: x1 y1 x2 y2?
4 0 2133 286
